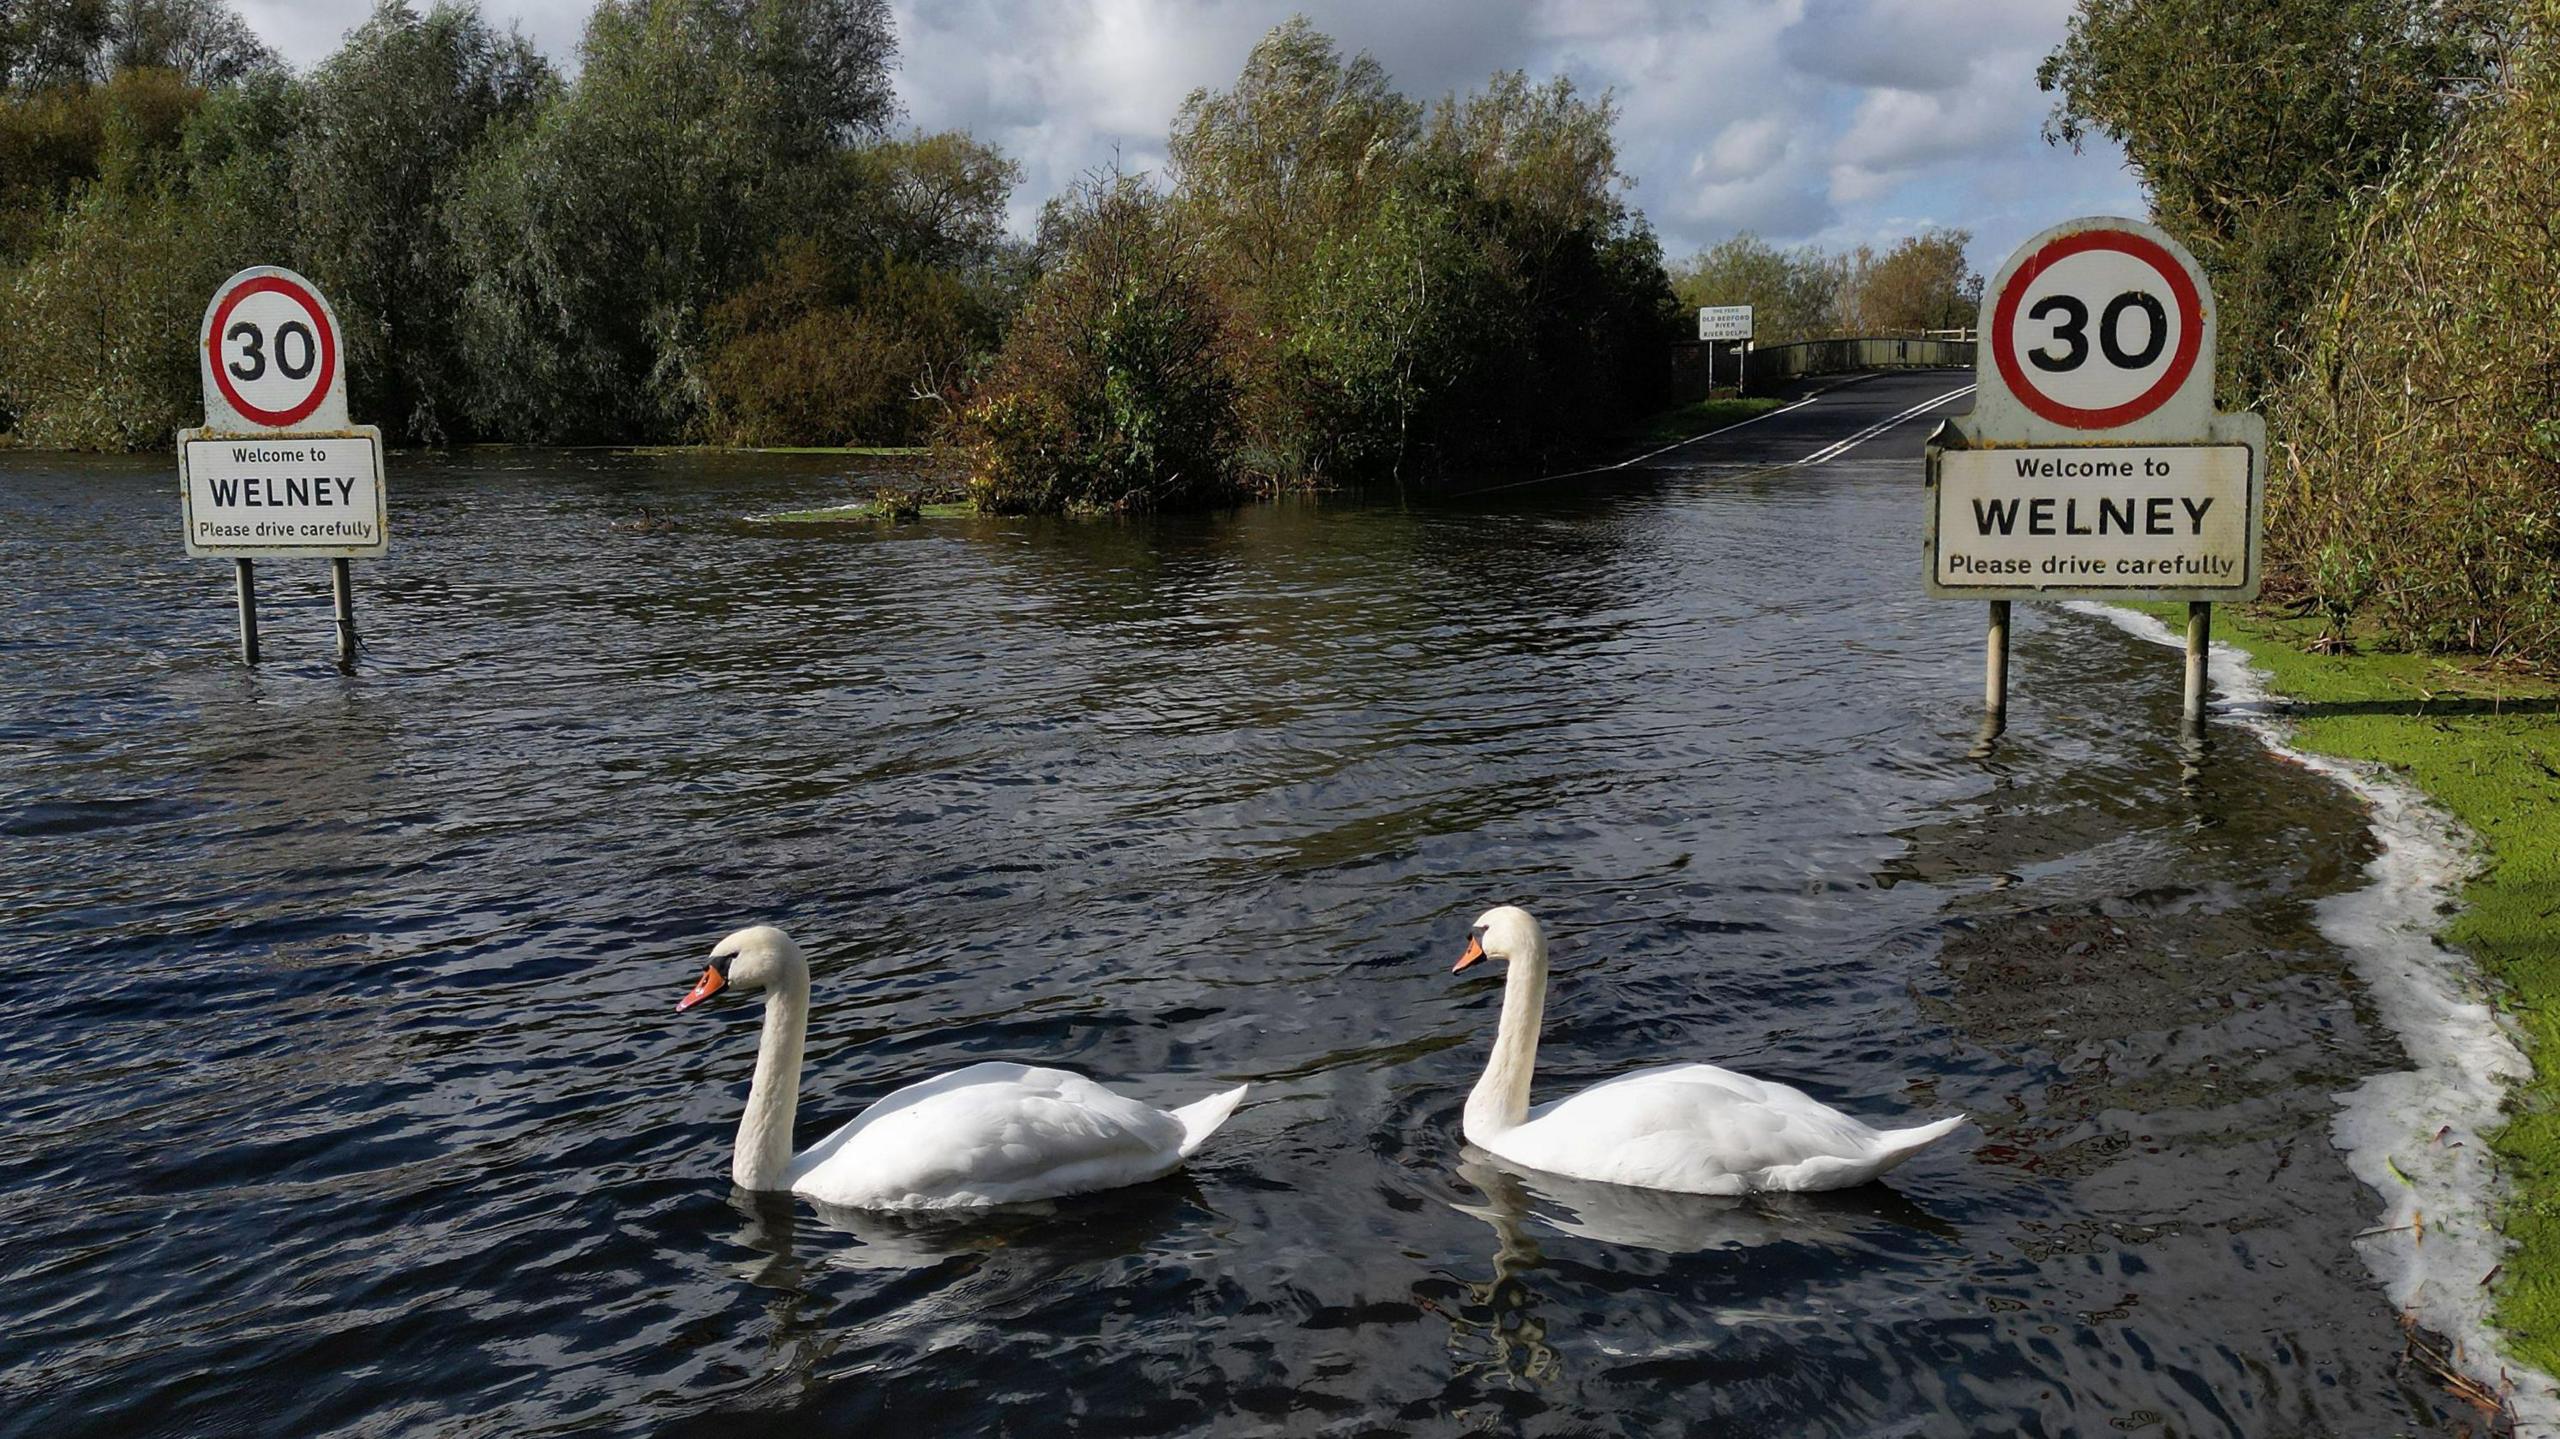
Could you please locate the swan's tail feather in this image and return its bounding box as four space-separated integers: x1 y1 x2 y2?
1870 1114 1967 1174
1172 1084 1248 1159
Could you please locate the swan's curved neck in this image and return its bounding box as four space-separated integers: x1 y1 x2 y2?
734 974 809 1191
1465 936 1548 1143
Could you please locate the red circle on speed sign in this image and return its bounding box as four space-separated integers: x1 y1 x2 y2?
1990 229 2203 430
206 274 339 428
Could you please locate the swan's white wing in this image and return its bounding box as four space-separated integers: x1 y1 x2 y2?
1492 1063 1936 1195
788 1063 1189 1209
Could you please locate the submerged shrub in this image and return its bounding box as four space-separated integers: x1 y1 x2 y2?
0 185 204 448
958 174 1238 514
700 238 993 446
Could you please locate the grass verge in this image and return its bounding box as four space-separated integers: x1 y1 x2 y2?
2153 602 2560 1369
1613 394 1782 453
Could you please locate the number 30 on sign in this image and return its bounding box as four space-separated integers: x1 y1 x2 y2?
196 266 353 434
1990 227 2204 432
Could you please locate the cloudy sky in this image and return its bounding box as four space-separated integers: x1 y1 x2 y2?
231 0 2147 272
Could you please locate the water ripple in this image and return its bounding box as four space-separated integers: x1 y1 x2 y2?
0 444 2468 1435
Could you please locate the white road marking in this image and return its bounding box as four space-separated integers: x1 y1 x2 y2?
1786 383 1976 469
1459 374 1883 496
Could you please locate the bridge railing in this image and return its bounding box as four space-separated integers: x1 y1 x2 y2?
1670 336 1977 401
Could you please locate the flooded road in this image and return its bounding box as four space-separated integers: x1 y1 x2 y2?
0 372 2478 1434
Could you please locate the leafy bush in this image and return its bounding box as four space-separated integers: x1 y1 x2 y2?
0 180 243 448
0 63 283 449
2266 20 2560 662
958 175 1238 514
1152 24 1681 489
1282 190 1504 482
700 239 993 446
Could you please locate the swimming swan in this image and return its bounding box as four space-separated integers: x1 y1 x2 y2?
679 925 1247 1209
1451 906 1964 1194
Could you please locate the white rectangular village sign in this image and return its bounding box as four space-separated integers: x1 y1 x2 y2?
1923 217 2263 602
179 266 388 560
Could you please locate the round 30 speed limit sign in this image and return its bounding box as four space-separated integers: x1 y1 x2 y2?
1990 227 2204 431
194 265 355 434
205 272 341 428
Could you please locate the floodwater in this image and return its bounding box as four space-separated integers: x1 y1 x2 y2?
0 374 2486 1435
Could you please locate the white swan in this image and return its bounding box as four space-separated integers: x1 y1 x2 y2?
1451 906 1964 1194
679 925 1247 1210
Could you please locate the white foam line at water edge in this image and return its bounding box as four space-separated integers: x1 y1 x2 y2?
1788 383 1975 469
1459 374 1879 496
2065 600 2560 1433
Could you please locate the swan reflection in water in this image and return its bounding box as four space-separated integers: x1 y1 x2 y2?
725 1174 1215 1280
1437 1149 1959 1385
715 1175 1221 1390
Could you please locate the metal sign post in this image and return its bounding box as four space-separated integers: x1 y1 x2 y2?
178 266 388 668
235 558 259 664
1922 217 2263 738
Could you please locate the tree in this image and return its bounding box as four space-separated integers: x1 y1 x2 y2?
295 0 552 442
2266 17 2560 661
1150 21 1677 488
834 129 1018 270
1835 228 1977 333
2039 0 2502 402
1671 232 1837 343
1411 67 1675 469
1285 189 1503 482
445 0 900 441
0 150 270 446
1167 17 1418 297
0 55 279 446
1420 69 1626 275
0 55 201 252
3 0 274 91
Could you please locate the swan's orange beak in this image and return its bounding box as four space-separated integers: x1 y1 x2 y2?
677 963 726 1011
1453 936 1486 973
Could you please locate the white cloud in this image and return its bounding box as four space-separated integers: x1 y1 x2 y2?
225 0 2144 275
1778 0 2055 92
1702 117 1789 183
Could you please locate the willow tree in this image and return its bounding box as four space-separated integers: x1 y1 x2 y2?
295 0 552 442
445 0 899 441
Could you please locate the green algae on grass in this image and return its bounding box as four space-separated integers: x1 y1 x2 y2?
622 444 932 458
2153 602 2560 1371
751 500 975 524
748 445 930 457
